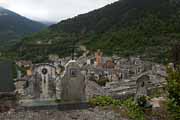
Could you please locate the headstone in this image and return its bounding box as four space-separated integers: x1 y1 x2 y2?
135 75 150 101
61 60 86 102
0 61 15 93
26 64 57 100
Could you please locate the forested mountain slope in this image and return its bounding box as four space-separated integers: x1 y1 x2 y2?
13 0 180 63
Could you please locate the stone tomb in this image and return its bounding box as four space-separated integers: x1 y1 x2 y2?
135 75 150 101
61 60 86 102
26 64 57 100
0 61 15 93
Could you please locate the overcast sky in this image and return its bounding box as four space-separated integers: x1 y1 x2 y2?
0 0 118 23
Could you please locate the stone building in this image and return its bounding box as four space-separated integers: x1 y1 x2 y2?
95 49 103 67
15 60 32 68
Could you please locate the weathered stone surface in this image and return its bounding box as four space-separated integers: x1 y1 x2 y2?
0 107 128 120
25 64 58 100
61 60 86 102
85 80 109 99
135 75 150 100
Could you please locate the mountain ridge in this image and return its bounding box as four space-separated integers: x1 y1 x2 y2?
0 7 46 49
9 0 180 63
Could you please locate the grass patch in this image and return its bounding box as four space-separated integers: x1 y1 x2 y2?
55 99 62 103
89 96 144 120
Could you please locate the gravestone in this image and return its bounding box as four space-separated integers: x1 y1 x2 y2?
26 64 57 100
0 61 15 93
135 75 150 101
61 60 86 102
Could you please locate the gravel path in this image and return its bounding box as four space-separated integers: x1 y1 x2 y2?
0 107 128 120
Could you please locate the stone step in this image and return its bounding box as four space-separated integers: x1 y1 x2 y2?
116 88 136 96
119 81 136 87
106 80 137 88
19 102 92 111
109 86 137 93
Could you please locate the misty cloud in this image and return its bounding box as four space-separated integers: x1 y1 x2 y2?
0 0 118 22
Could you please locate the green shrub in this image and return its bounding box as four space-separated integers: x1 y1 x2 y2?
137 96 147 107
96 78 109 86
89 96 144 120
89 96 115 106
167 68 180 120
55 99 62 103
168 99 180 120
121 98 144 120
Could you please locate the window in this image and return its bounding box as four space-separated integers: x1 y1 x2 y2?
141 82 145 87
70 69 78 77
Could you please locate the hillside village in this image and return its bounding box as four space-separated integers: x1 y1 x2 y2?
0 48 169 120
1 0 180 119
14 48 167 102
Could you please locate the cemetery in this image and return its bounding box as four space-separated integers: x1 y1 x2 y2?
0 50 168 120
12 50 167 111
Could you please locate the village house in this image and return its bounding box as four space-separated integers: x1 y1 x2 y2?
15 60 32 68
